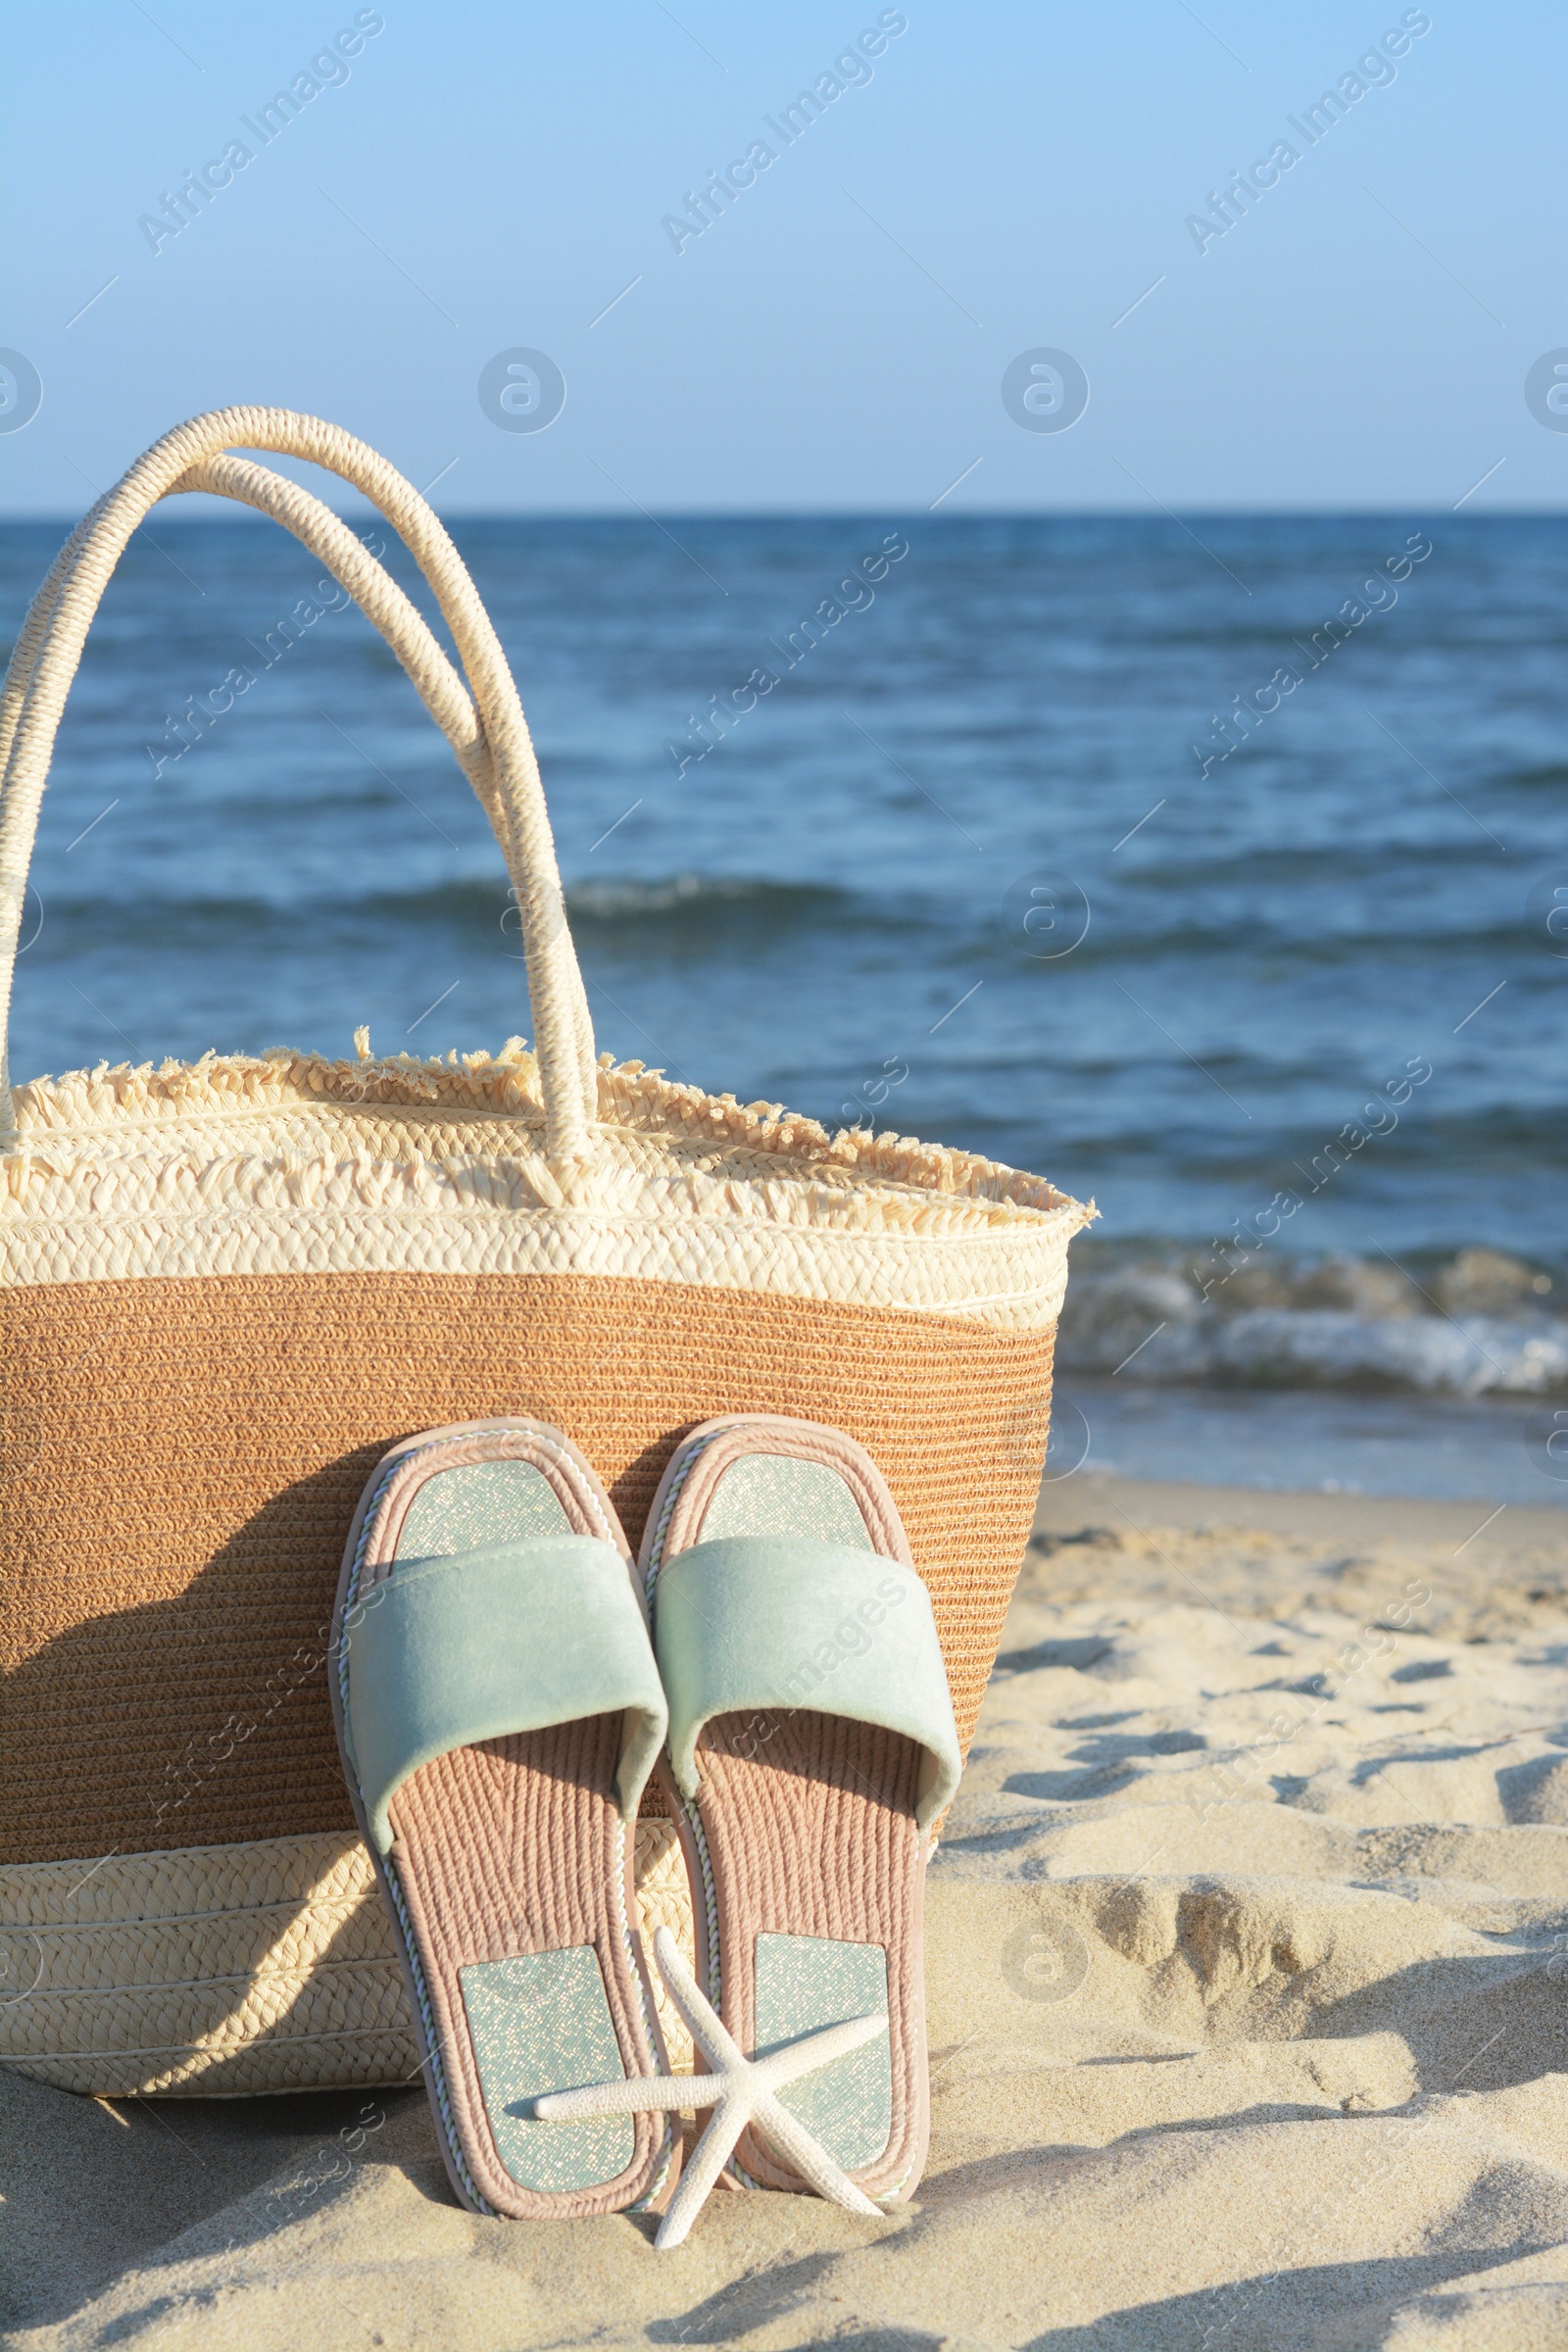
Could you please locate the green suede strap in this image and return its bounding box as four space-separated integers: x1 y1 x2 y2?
654 1538 961 1830
344 1536 666 1852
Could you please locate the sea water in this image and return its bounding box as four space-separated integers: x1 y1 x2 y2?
2 512 1562 1503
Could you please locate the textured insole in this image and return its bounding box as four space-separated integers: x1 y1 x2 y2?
461 1944 633 2191
755 1932 891 2170
398 1458 572 1554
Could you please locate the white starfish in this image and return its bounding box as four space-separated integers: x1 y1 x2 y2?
533 1925 889 2249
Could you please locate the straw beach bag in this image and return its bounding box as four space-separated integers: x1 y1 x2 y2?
0 409 1091 2097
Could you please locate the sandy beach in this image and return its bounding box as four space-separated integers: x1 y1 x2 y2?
6 1472 1568 2350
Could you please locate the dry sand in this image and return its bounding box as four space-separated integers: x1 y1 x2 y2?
5 1475 1568 2350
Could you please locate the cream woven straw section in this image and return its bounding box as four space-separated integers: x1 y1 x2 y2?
1 1052 1084 1321
0 409 1092 2095
0 1824 695 2098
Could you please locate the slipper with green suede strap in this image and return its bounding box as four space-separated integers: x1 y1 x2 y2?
330 1417 677 2221
642 1412 961 2209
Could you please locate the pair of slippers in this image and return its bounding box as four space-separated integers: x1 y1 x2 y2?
329 1413 961 2249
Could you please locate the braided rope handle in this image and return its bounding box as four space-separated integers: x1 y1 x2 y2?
0 408 599 1177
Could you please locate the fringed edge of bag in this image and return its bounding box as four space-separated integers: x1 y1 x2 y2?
11 1045 1097 1224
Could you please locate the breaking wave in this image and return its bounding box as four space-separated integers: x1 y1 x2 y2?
1059 1248 1568 1396
564 875 855 931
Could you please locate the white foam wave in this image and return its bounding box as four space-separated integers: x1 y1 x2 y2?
1059 1254 1568 1396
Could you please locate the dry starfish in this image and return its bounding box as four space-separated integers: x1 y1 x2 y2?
534 1925 890 2250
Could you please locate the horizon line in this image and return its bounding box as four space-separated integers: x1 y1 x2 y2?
2 503 1563 526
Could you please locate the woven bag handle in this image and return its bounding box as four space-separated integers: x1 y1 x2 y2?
175 455 595 1130
0 407 599 1178
0 451 598 1141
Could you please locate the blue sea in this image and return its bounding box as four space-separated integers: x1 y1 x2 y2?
3 512 1564 1506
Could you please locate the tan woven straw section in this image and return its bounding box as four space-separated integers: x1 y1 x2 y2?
0 1822 693 2096
2 1048 1090 1328
0 1269 1054 1869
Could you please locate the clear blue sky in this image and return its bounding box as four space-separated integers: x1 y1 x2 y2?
1 1 1562 514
